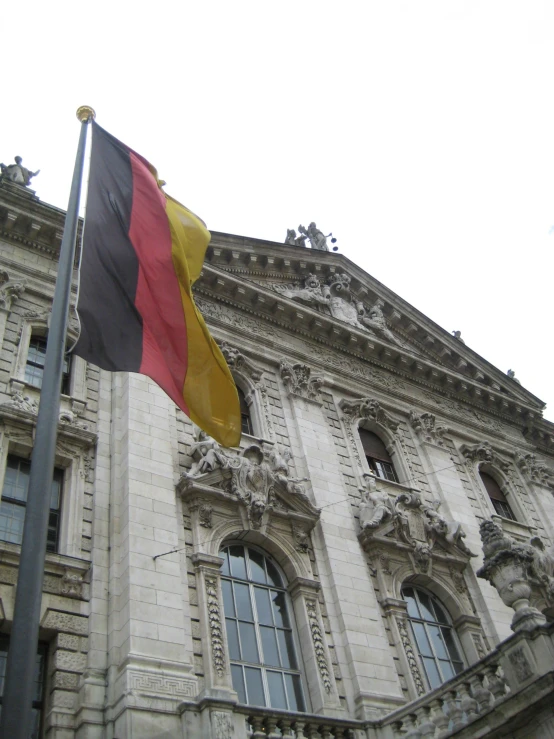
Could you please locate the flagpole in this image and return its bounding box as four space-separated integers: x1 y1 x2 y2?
0 106 95 739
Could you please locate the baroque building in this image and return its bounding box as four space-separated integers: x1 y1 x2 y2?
0 175 553 738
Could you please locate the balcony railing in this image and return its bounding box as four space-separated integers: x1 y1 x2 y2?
235 704 362 738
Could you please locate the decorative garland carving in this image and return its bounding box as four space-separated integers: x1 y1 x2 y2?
292 524 309 553
409 411 448 447
306 599 332 693
459 441 510 472
205 577 225 677
396 615 426 696
339 397 399 433
280 359 323 403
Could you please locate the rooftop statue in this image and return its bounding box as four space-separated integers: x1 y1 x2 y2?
0 156 40 187
298 222 329 251
284 228 308 248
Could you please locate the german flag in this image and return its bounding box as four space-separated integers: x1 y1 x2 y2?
73 122 240 447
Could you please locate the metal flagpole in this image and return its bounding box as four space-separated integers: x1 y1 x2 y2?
0 106 95 739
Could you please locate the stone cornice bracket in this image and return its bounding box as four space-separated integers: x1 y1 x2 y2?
460 441 510 472
339 397 399 433
514 452 554 490
0 270 25 312
409 411 448 447
218 340 263 383
280 359 323 404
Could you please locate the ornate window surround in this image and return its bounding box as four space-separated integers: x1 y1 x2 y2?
10 311 88 419
338 395 411 489
0 405 96 560
178 443 342 714
459 441 534 539
217 340 274 443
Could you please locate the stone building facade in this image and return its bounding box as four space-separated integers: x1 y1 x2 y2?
0 178 553 738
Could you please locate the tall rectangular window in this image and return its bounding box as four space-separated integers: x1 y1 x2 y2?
0 636 47 737
25 336 71 395
0 456 63 552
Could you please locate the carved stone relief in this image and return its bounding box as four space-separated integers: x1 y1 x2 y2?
280 359 323 403
515 452 554 490
305 599 332 693
0 271 25 312
396 615 426 696
205 577 225 678
409 411 448 447
339 397 399 433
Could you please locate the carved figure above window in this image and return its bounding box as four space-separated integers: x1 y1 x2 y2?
514 452 553 490
409 411 448 447
179 439 319 532
339 397 399 433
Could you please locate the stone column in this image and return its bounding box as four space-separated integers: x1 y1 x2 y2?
282 374 403 719
105 374 197 739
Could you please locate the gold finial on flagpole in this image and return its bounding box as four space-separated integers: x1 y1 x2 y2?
76 106 96 122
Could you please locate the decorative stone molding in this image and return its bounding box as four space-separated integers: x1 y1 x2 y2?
279 359 323 403
212 710 234 738
218 340 263 383
507 646 534 683
179 437 319 533
358 478 475 573
189 498 213 528
477 520 551 630
0 550 90 602
305 599 332 693
291 524 310 553
514 452 554 490
460 441 510 472
205 576 225 678
396 615 426 696
339 397 399 433
409 411 448 447
0 271 25 312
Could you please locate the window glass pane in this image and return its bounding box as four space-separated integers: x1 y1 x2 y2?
416 591 435 622
402 588 420 619
4 458 29 502
441 628 463 663
33 649 46 703
422 657 442 690
412 622 433 657
0 501 26 545
277 629 297 670
267 670 287 709
238 622 259 663
248 549 266 584
244 667 265 706
260 626 280 667
231 664 246 703
432 601 449 625
219 549 230 576
233 583 253 621
265 560 283 588
229 545 247 580
50 477 61 510
226 619 241 661
284 673 305 712
270 591 290 629
452 661 464 676
428 625 448 660
0 639 7 694
221 580 235 618
47 510 60 552
439 659 455 682
254 587 273 626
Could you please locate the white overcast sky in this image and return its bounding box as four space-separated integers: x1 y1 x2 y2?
3 1 553 419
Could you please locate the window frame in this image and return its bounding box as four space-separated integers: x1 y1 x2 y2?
219 543 310 712
0 634 48 738
401 585 466 691
0 454 63 553
358 427 399 483
479 470 517 522
24 335 71 395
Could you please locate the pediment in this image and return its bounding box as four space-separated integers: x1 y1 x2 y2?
199 234 545 418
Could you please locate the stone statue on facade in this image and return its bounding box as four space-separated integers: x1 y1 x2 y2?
477 519 551 631
0 157 40 187
422 499 475 556
284 229 308 248
507 369 521 384
298 222 329 251
358 299 399 345
359 474 394 529
188 429 226 476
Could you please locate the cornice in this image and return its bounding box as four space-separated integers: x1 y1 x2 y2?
195 272 546 437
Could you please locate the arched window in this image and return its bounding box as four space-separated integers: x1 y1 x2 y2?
219 544 306 711
402 585 465 691
359 428 398 482
237 387 253 436
25 334 71 395
479 471 516 521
